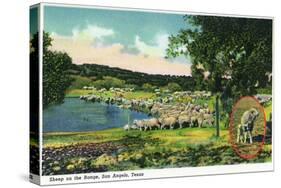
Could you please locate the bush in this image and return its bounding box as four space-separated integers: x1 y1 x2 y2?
166 82 182 92
257 87 272 94
69 75 93 89
92 76 125 89
142 83 155 92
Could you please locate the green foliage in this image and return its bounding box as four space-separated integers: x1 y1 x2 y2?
257 87 272 95
142 83 155 92
43 127 271 175
69 63 195 91
92 76 125 89
30 32 73 108
167 16 272 99
69 75 93 89
43 50 72 107
165 82 182 92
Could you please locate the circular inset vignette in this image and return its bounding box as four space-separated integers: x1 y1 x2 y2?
229 96 266 159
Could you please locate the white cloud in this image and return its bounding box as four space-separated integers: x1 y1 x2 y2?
134 33 169 57
49 27 192 76
72 25 114 41
51 24 114 45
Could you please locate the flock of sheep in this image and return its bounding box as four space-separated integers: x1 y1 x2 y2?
80 87 215 131
124 102 215 131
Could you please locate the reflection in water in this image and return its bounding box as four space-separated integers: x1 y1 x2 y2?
43 98 149 133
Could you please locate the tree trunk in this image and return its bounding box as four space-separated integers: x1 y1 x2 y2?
215 95 220 137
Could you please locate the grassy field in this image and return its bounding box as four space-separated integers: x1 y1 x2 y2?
41 89 272 175
44 127 228 148
65 89 156 100
42 126 272 175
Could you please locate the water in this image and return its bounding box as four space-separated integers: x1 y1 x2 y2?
43 98 149 133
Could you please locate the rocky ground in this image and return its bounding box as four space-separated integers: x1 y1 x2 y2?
42 142 123 175
41 132 272 175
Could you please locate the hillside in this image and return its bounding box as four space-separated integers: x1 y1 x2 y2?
69 63 195 90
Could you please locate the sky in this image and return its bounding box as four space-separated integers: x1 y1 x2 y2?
30 7 38 36
44 5 193 76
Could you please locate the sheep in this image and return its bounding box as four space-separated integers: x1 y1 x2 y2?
133 120 147 131
237 108 259 144
143 118 161 130
123 124 130 131
159 116 178 130
202 114 215 127
178 114 191 129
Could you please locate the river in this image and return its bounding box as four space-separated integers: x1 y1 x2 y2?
43 98 149 133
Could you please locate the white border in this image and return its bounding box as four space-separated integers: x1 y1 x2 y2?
37 2 274 185
40 163 273 186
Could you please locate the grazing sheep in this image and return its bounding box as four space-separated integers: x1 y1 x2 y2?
133 120 146 131
178 114 191 129
159 116 178 130
143 118 161 130
130 124 139 130
202 114 215 127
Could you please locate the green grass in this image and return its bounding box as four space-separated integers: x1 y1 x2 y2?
43 87 273 175
65 89 156 100
43 128 124 148
65 89 94 97
264 101 272 121
43 127 272 175
68 75 93 90
43 127 228 148
123 91 156 100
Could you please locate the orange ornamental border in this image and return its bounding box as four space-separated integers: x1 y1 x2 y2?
229 96 267 160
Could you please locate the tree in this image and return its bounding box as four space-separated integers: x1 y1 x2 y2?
166 16 272 98
31 32 73 108
166 15 272 136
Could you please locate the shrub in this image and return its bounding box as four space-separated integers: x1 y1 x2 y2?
92 76 125 89
142 83 155 92
166 82 182 92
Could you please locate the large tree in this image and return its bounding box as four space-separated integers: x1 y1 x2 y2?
166 16 272 133
166 15 272 99
30 32 73 108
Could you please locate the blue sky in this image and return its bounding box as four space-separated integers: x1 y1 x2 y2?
43 5 193 75
30 7 38 35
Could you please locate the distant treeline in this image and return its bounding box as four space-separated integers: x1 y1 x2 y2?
68 63 195 90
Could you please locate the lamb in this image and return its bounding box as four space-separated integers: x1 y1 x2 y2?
237 108 259 144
